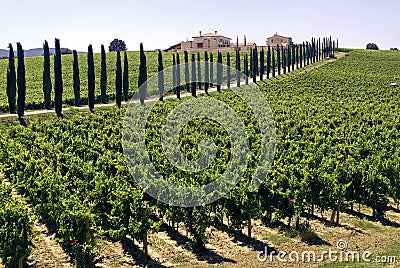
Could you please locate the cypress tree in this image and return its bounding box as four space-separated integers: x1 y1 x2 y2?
253 46 258 83
282 47 286 74
209 53 214 87
7 44 16 114
16 42 26 118
204 51 209 93
87 44 95 111
157 50 164 101
244 53 249 85
172 54 176 95
272 47 276 77
292 45 296 70
191 53 196 96
236 49 241 87
43 40 52 109
72 50 81 106
138 43 147 105
197 52 202 90
287 46 291 72
115 51 122 108
249 49 253 78
176 53 181 99
226 52 231 89
299 44 303 68
100 44 108 104
123 52 129 101
277 45 281 75
260 47 264 81
267 45 271 79
184 51 190 92
54 38 63 117
296 45 299 69
306 42 310 65
216 52 222 92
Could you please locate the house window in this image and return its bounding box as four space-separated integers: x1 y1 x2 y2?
197 43 203 48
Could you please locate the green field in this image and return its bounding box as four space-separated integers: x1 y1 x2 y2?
0 49 399 266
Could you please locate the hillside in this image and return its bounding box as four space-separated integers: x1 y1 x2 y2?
0 49 399 267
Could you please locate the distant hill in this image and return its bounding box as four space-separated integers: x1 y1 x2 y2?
0 48 85 58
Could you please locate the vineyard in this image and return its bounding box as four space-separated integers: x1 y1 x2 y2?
0 48 399 267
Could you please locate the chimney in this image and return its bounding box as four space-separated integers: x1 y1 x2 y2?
215 30 217 34
199 31 202 36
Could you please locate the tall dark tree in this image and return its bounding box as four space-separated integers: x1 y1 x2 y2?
249 49 253 78
267 45 271 79
7 44 17 114
109 38 127 52
100 44 108 104
292 44 296 70
209 53 214 87
123 52 129 101
272 47 276 77
157 50 164 101
252 46 258 83
282 47 286 74
72 50 81 106
184 51 190 92
277 45 281 75
191 53 196 97
296 44 299 69
197 52 202 90
253 45 259 77
87 44 95 111
43 40 52 109
236 49 241 87
176 53 181 99
299 43 303 68
54 38 63 117
226 52 231 89
204 51 209 93
287 45 291 72
216 52 222 92
172 54 177 96
260 47 265 81
16 43 26 118
244 53 249 85
115 51 122 108
138 43 147 105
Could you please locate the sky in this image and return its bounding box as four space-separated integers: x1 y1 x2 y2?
1 0 399 52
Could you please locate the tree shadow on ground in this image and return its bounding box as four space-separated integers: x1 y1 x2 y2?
160 223 236 265
213 223 278 254
121 237 168 268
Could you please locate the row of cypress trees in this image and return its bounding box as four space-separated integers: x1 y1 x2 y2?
6 43 26 117
6 39 146 117
166 35 337 100
5 37 336 115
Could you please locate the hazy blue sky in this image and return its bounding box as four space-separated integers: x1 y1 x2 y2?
1 0 399 52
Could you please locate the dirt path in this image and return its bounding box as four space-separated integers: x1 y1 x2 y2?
0 53 344 119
